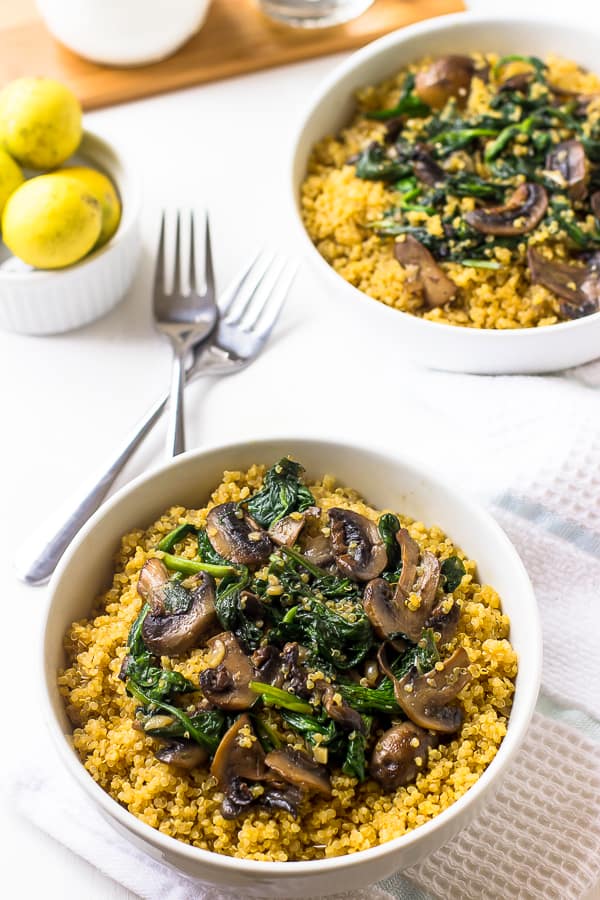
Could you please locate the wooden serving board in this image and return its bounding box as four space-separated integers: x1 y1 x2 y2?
0 0 464 110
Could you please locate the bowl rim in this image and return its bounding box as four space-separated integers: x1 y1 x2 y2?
0 129 141 282
41 434 542 877
289 9 600 338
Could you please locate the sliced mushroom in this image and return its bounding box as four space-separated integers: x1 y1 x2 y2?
383 115 405 143
363 528 441 642
251 644 284 687
268 507 319 548
363 578 402 640
261 783 303 817
528 247 600 319
221 778 256 819
426 598 461 647
211 714 268 818
545 140 588 201
280 642 310 697
210 713 267 788
498 72 533 93
199 632 257 710
316 681 365 733
370 723 437 791
548 84 600 110
137 557 170 606
465 183 548 235
206 502 273 568
415 55 475 109
140 564 218 656
394 236 457 308
155 740 209 770
265 748 331 797
395 528 419 597
591 191 600 220
389 647 472 734
413 144 446 187
301 532 334 567
328 508 388 581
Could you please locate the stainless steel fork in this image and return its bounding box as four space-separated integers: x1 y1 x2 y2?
154 210 217 457
14 252 297 586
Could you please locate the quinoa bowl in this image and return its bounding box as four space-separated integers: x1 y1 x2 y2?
42 438 541 897
290 13 600 373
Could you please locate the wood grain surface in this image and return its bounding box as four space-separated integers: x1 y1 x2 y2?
0 0 464 109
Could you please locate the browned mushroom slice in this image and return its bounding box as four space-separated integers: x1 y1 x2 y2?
395 528 419 597
363 578 400 639
413 144 446 187
591 191 600 220
545 140 588 201
199 632 257 710
316 681 365 733
155 740 209 770
411 552 441 608
211 714 267 786
498 72 533 93
548 84 600 110
364 550 440 643
141 568 218 656
301 532 334 567
328 508 388 581
370 723 438 791
280 642 310 697
465 183 548 236
268 507 319 548
251 644 284 687
265 748 331 797
415 55 475 109
261 783 303 817
528 247 600 319
137 557 170 606
363 528 439 641
394 236 457 308
426 597 461 647
206 502 273 567
390 647 472 734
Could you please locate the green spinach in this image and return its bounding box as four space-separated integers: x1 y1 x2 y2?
246 457 315 528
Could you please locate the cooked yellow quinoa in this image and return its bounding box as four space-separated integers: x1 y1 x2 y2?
59 465 517 861
301 53 600 329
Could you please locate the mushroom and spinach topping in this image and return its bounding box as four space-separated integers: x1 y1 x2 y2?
350 53 600 319
121 457 477 820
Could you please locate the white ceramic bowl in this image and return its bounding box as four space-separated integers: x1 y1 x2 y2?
36 0 213 67
42 437 541 898
0 131 141 335
290 13 600 374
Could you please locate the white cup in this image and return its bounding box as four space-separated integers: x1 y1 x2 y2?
36 0 213 67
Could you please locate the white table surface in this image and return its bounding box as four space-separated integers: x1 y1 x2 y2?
1 2 599 898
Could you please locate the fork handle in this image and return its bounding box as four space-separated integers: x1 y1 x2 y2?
13 393 169 586
166 346 187 457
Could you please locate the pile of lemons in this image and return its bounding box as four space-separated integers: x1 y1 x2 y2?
0 77 121 269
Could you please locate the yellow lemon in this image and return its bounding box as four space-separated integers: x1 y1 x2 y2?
0 77 82 170
0 147 24 218
2 174 102 269
56 166 121 247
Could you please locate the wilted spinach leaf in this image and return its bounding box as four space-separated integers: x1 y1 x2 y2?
441 556 466 592
246 458 315 528
342 715 372 782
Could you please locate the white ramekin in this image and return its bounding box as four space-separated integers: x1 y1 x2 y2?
290 13 600 374
0 131 141 335
36 0 213 67
42 436 542 898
